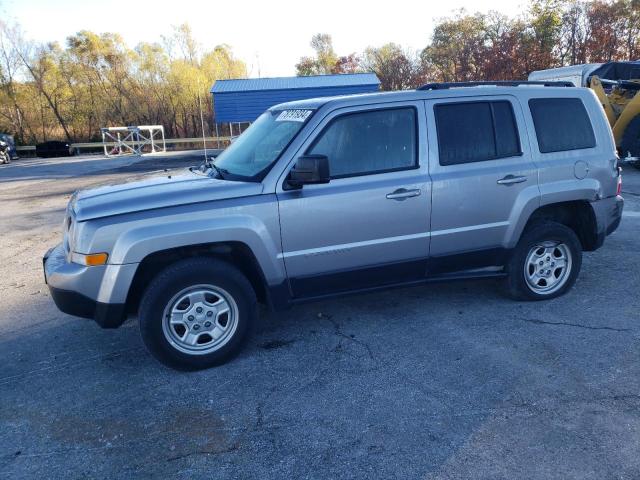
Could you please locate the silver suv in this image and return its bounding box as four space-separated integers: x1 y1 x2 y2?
43 81 624 370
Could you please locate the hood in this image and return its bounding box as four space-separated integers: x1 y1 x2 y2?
72 172 263 221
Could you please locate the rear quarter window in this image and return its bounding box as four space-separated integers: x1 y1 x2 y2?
529 98 596 153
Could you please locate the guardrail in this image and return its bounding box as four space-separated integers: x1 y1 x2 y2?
15 136 232 153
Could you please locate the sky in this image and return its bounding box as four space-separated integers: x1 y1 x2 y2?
5 0 526 78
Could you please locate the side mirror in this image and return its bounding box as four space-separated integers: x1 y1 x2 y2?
287 154 330 188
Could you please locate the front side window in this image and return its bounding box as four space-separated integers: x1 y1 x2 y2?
435 100 521 166
214 109 312 180
307 107 417 178
529 98 596 153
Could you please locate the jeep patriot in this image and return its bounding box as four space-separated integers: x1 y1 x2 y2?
43 81 624 369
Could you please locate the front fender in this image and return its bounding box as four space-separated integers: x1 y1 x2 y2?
109 214 286 285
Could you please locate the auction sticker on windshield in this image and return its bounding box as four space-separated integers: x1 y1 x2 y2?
276 110 312 122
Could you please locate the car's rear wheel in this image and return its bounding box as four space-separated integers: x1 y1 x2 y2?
506 221 582 300
139 257 257 370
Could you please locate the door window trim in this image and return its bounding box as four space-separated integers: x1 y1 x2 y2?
304 105 420 180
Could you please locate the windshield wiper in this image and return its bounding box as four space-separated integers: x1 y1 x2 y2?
210 163 229 179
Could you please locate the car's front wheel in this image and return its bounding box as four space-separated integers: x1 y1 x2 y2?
139 257 257 370
506 221 582 300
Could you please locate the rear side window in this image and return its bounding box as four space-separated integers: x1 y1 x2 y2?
308 107 417 178
529 98 596 153
435 101 521 166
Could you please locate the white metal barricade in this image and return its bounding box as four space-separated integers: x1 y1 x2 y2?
101 125 166 156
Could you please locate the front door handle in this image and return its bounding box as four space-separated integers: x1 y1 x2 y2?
497 175 527 186
386 188 421 200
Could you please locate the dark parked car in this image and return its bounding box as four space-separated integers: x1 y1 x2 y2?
36 140 75 158
0 133 18 160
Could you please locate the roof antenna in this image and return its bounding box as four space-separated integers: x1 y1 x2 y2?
197 78 211 168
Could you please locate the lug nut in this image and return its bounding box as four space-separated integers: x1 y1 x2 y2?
204 321 212 328
193 324 200 330
188 315 194 321
539 261 544 266
206 311 213 317
196 307 203 313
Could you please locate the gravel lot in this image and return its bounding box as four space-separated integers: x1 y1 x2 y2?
1 152 639 479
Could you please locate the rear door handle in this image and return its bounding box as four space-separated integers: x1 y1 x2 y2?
386 188 421 200
497 175 527 185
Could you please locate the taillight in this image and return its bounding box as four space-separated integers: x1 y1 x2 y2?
617 173 622 196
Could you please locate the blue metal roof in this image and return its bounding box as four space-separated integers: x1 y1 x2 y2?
211 73 380 93
211 73 381 123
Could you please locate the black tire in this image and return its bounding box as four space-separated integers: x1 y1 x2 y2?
139 257 257 370
620 115 640 169
505 221 582 301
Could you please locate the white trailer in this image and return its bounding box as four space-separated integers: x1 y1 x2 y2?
528 64 603 87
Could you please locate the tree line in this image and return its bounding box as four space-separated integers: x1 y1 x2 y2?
0 23 245 144
0 0 638 145
297 0 640 88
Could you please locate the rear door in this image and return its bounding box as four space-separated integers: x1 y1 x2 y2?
276 102 431 298
424 95 540 269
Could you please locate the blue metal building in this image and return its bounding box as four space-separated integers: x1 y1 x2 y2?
210 73 380 124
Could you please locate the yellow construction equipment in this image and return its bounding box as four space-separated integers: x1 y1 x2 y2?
529 61 640 166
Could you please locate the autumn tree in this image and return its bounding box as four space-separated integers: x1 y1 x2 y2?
585 1 623 61
0 19 246 143
334 53 361 74
362 44 424 90
3 2 640 145
558 1 589 65
419 1 638 84
422 11 488 82
296 34 361 75
0 21 30 142
620 0 640 60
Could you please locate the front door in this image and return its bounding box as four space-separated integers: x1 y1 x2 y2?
276 103 431 298
424 96 540 269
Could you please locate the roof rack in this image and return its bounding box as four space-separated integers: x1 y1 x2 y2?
417 81 575 90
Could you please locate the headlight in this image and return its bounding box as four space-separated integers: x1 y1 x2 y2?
67 218 76 251
62 192 107 266
63 214 75 255
63 193 78 254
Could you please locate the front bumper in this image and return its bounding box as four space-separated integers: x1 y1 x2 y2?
43 244 128 328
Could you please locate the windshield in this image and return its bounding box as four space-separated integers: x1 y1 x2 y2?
213 109 313 181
